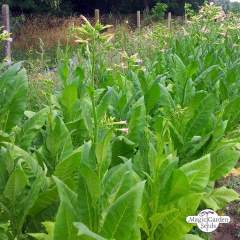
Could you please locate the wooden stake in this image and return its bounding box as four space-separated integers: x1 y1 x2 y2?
137 11 141 30
95 9 100 23
2 4 11 64
168 12 172 30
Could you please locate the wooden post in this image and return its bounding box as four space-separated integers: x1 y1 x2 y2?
137 11 141 30
2 4 11 64
95 9 100 23
168 12 172 30
184 15 187 24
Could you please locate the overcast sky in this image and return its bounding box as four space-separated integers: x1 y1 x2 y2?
229 0 240 2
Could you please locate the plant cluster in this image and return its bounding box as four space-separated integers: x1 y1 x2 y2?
150 2 168 20
229 1 240 14
0 3 240 240
184 3 195 19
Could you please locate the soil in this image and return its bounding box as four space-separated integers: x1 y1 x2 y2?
213 176 240 240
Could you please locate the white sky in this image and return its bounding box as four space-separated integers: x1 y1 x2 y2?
230 0 240 2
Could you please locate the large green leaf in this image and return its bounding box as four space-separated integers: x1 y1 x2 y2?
144 81 175 113
111 136 135 164
182 234 205 240
53 177 79 240
184 94 216 141
156 193 202 240
0 142 43 177
0 63 28 132
16 107 49 150
74 222 106 240
75 143 96 228
150 208 179 237
29 187 58 217
30 148 82 216
54 147 82 186
160 169 190 204
79 162 101 204
195 65 220 86
0 153 8 192
202 186 239 211
97 87 113 120
76 174 95 229
96 129 113 177
102 161 133 195
1 146 45 238
128 97 146 143
102 161 140 210
180 155 210 192
59 84 78 116
223 96 240 130
45 115 73 164
29 222 54 240
100 181 145 240
3 166 28 202
172 55 195 106
145 81 161 113
210 145 240 180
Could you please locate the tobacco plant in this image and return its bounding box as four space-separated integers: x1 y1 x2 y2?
0 4 240 240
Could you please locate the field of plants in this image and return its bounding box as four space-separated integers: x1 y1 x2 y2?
1 2 240 240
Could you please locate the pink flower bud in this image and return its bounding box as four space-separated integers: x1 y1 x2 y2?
116 128 129 134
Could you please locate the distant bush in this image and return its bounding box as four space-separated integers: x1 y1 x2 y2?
229 1 240 14
151 2 168 20
184 3 195 19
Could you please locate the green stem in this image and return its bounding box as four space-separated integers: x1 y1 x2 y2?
91 94 98 143
90 39 98 144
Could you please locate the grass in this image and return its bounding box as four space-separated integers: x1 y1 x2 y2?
10 13 181 62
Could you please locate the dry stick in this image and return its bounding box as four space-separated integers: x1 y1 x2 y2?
137 10 141 30
2 4 11 64
95 9 100 24
168 12 172 31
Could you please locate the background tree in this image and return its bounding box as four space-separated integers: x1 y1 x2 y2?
0 0 206 15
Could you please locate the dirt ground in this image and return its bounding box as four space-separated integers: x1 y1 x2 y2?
213 176 240 240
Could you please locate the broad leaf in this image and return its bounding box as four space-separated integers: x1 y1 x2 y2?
184 94 216 141
53 177 79 240
156 193 202 240
128 97 146 143
97 87 113 120
96 129 113 177
29 222 54 240
202 187 239 211
182 234 205 240
100 181 145 240
45 116 73 164
223 96 240 130
0 63 28 132
180 155 210 192
210 145 240 180
16 107 49 150
74 222 106 240
160 169 190 204
3 166 28 202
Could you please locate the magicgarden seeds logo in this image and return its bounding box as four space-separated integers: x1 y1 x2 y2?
186 209 230 232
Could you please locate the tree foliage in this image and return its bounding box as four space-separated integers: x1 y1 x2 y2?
0 0 205 15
